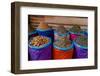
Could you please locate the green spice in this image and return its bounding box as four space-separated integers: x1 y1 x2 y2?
75 35 88 47
55 26 67 35
69 25 81 33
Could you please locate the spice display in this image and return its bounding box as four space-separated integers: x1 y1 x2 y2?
55 26 67 35
28 15 88 60
53 36 74 59
54 26 69 40
73 35 88 58
54 37 71 48
29 36 50 47
69 25 81 33
69 25 82 40
75 35 87 47
28 36 52 60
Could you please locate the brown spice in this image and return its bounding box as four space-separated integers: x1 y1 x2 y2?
30 36 50 47
37 22 50 30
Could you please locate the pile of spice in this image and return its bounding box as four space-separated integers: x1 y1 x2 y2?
37 22 50 30
29 36 50 47
54 36 71 48
69 25 81 33
55 26 67 35
75 35 88 47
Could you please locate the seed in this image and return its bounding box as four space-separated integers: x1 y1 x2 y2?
30 36 50 47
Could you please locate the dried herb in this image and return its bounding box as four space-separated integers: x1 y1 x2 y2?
75 35 88 47
69 25 81 33
55 26 67 35
54 36 71 48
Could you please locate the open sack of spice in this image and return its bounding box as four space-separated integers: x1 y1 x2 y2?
29 36 50 47
73 35 88 58
28 36 52 60
69 25 82 40
54 26 69 41
53 36 74 59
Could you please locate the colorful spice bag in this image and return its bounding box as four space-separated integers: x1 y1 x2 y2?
53 37 74 59
69 25 81 40
36 22 54 42
73 35 88 58
28 36 52 60
54 26 69 40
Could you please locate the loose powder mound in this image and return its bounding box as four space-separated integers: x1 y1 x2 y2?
54 37 71 48
75 35 88 47
69 25 81 33
55 26 67 35
29 36 50 47
37 22 50 30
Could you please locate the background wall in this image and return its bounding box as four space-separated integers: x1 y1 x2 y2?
0 0 100 76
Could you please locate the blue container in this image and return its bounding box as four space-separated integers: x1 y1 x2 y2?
73 41 88 58
36 28 54 42
53 41 74 59
28 37 52 60
53 42 74 51
80 31 88 36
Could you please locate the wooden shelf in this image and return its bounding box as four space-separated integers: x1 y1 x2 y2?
28 15 88 31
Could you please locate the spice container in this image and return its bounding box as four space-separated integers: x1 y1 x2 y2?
69 25 81 40
54 26 69 40
53 37 74 59
28 36 52 60
73 35 88 58
37 22 54 42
